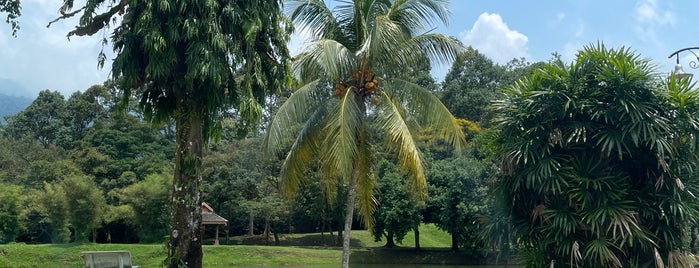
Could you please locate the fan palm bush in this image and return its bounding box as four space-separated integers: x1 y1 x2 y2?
491 43 699 267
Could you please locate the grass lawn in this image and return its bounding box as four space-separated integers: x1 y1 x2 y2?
0 224 458 267
0 243 342 267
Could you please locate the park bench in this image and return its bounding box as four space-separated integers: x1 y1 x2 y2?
81 250 140 268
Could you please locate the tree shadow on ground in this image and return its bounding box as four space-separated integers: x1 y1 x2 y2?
216 233 363 247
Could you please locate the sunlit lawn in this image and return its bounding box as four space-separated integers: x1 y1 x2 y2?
0 224 452 267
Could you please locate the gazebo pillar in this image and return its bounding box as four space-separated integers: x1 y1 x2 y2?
214 225 220 245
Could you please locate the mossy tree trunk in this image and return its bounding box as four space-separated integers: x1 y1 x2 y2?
166 102 204 268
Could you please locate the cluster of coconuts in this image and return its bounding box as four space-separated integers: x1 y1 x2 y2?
333 69 381 105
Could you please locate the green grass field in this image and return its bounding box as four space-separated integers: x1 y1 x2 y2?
0 224 461 267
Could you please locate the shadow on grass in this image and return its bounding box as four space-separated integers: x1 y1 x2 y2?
216 233 364 247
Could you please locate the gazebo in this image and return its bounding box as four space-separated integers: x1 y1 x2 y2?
201 202 228 245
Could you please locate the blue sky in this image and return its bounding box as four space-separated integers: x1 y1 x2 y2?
3 0 699 97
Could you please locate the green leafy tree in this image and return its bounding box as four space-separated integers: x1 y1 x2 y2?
426 155 489 252
491 44 699 267
4 90 70 148
0 183 22 243
372 159 422 248
439 47 504 125
62 175 107 242
0 137 63 186
265 1 465 266
2 0 292 265
439 48 542 127
74 112 175 194
65 85 111 143
36 183 70 243
121 172 172 243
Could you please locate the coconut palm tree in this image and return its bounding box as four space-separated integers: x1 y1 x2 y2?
265 0 465 266
491 44 699 267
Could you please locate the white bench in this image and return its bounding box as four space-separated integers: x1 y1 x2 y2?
81 250 140 268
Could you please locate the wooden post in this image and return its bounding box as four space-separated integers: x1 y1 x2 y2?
214 225 220 245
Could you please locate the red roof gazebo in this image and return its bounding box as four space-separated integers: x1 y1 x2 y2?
202 202 228 245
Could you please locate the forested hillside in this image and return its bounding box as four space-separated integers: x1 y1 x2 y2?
0 93 31 123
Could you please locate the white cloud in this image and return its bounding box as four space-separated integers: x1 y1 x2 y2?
634 0 676 44
0 1 112 97
561 42 581 63
636 0 675 26
459 13 530 64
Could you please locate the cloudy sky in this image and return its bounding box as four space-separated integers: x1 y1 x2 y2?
2 0 699 98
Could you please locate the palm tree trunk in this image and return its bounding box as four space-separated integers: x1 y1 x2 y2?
166 110 204 268
341 175 358 268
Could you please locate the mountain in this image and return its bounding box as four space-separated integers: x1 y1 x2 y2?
0 78 33 123
0 78 33 98
0 93 32 123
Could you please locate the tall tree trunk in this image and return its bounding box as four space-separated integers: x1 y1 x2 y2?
264 221 270 246
451 231 458 251
320 220 325 238
385 231 395 248
414 225 420 250
166 111 204 268
272 224 280 246
248 209 254 236
341 175 357 268
329 221 334 245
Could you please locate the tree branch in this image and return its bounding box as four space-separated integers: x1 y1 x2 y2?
46 0 127 39
46 7 86 29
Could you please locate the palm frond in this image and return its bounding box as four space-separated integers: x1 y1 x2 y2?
374 89 427 196
355 128 378 230
279 106 328 198
405 33 463 65
264 79 323 156
384 78 466 153
387 0 450 35
294 39 359 83
287 0 342 41
321 87 362 181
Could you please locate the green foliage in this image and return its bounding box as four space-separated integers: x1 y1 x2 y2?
62 175 107 242
51 0 293 265
36 183 70 243
4 90 70 148
121 172 171 243
268 0 464 232
491 43 699 267
106 0 291 139
0 137 62 186
440 47 504 125
65 85 111 143
426 155 490 252
73 112 174 194
439 47 541 127
0 0 21 36
269 2 464 265
203 137 291 238
0 183 22 243
372 159 423 248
